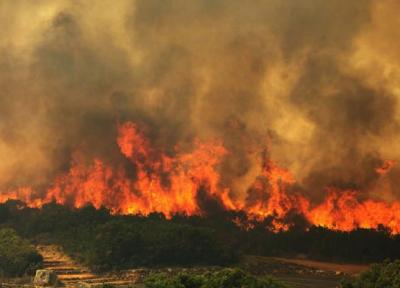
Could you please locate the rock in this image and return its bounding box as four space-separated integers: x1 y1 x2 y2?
33 270 58 287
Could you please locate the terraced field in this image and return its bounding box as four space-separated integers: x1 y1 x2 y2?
9 246 366 288
37 245 143 287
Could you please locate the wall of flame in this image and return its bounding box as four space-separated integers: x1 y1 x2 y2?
1 1 400 232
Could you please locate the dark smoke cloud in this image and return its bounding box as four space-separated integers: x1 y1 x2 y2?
1 0 399 202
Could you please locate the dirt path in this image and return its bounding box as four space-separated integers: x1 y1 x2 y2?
272 257 368 275
37 245 141 287
242 255 367 288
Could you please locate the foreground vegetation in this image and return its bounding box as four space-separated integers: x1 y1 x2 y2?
0 228 42 277
341 259 400 288
145 268 287 288
1 200 400 273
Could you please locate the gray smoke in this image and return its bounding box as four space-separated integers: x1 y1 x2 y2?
1 0 400 202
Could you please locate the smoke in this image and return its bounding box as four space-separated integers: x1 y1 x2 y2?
1 0 399 202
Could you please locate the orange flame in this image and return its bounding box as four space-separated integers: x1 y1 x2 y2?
1 121 400 233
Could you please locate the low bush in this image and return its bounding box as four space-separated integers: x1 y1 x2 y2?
341 259 400 288
0 228 42 277
144 268 287 288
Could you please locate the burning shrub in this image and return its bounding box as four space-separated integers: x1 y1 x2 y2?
0 228 42 277
341 259 400 288
144 268 287 288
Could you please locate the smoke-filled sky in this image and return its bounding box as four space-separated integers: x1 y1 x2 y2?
1 0 400 202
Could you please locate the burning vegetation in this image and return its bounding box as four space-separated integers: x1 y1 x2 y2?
1 121 400 234
1 1 400 237
4 2 400 288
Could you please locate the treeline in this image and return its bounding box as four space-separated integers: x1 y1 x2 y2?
241 223 399 263
1 200 400 272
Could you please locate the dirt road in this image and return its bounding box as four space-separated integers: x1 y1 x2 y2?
242 255 368 288
273 257 368 275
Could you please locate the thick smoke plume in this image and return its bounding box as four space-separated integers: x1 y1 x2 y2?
1 0 400 204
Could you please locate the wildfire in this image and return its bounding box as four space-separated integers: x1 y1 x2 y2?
1 121 400 233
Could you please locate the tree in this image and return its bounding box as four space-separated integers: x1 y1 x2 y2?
0 228 42 277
